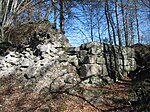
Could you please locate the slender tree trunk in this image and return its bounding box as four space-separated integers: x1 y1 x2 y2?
53 1 57 29
97 22 101 42
0 0 4 41
90 5 93 42
115 0 122 46
108 13 116 46
59 0 65 34
0 0 2 22
135 0 140 43
121 0 128 46
97 16 101 42
129 9 134 45
95 7 101 42
3 0 10 25
96 9 101 42
125 5 129 46
105 0 112 44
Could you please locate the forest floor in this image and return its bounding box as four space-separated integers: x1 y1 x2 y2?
0 75 135 112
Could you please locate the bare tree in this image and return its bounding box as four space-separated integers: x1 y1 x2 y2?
53 0 57 29
134 0 141 43
105 0 113 45
59 0 65 34
129 8 135 45
108 12 117 46
115 0 122 46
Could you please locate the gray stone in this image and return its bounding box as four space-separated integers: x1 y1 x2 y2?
67 65 76 73
96 57 105 65
64 73 80 84
79 50 88 55
67 47 80 55
79 55 96 64
21 58 32 68
88 46 102 55
124 59 130 66
79 64 102 78
5 56 20 65
80 42 102 50
68 55 78 67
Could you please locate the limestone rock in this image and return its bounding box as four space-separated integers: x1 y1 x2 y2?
79 64 102 78
21 58 33 68
67 47 80 55
79 55 96 64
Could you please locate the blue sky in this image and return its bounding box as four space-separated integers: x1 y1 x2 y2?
48 0 150 46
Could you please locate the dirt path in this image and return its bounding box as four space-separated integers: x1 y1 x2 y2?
0 76 134 112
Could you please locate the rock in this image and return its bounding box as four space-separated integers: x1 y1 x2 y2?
64 73 80 84
88 46 102 55
79 50 88 56
79 55 96 64
80 42 102 50
67 65 77 73
4 54 20 65
21 58 33 68
67 47 80 55
96 57 105 65
79 64 102 78
68 55 78 67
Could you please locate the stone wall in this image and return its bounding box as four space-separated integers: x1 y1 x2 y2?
67 42 136 85
0 21 137 92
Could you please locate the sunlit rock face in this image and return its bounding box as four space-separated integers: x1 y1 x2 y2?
0 21 137 92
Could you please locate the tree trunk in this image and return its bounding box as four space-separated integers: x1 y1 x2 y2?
3 0 10 25
0 0 2 22
53 1 57 29
0 0 4 41
135 0 140 43
90 5 93 42
129 9 134 45
121 0 129 46
59 0 65 34
97 17 101 42
125 4 129 46
108 13 116 46
115 0 122 46
105 0 112 44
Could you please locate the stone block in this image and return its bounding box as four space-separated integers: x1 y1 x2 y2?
79 64 102 78
80 42 102 50
96 57 105 65
79 55 96 64
124 65 131 71
21 58 33 68
68 55 79 67
124 59 130 66
79 50 88 56
88 46 102 55
67 47 80 55
102 65 108 75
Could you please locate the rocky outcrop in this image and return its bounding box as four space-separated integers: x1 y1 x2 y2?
0 21 137 92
